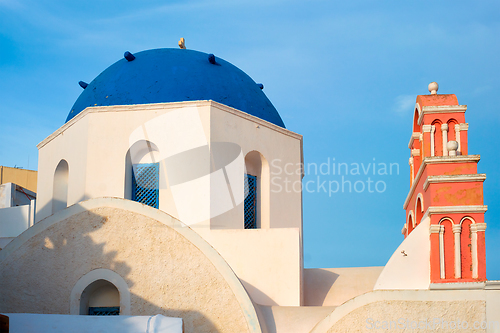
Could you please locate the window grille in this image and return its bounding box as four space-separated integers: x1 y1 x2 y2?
132 163 159 209
88 306 120 316
244 174 257 229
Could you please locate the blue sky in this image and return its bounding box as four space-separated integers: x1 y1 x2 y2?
1 0 499 278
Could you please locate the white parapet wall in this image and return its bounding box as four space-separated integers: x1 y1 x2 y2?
1 313 182 333
0 183 36 209
0 183 14 208
0 199 35 249
0 182 36 248
0 205 30 236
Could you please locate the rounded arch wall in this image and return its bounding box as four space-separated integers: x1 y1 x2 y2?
310 291 486 333
0 198 261 333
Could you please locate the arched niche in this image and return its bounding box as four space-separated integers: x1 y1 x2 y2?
70 268 130 315
244 151 270 229
53 159 69 214
81 279 120 315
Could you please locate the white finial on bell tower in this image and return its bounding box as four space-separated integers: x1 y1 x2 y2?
447 141 459 156
428 82 439 95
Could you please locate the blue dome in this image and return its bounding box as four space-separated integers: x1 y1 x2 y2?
67 48 285 127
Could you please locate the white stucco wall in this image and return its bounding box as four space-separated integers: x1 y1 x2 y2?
1 314 182 333
304 267 384 306
256 305 336 333
374 216 430 290
0 237 14 249
36 116 89 222
0 183 14 208
34 101 304 307
210 103 303 231
0 205 30 238
310 288 500 333
207 228 301 306
1 198 262 333
36 101 302 232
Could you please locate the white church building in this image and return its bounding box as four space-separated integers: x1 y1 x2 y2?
0 46 499 333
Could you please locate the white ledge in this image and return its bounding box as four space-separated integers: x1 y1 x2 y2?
408 132 420 149
430 282 485 290
417 105 467 125
423 174 486 190
485 281 500 290
424 155 481 164
430 280 499 290
423 205 488 219
37 100 302 149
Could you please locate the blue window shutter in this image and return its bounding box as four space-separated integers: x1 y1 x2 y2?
88 306 120 316
244 174 257 229
132 163 159 209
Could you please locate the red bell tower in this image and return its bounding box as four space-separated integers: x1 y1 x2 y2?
404 82 487 283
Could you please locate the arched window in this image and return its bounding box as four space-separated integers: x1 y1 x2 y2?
447 118 459 142
413 108 421 133
439 218 455 279
407 211 414 236
53 159 69 214
415 195 424 226
460 217 474 279
132 163 160 208
431 120 442 156
80 279 120 316
125 141 161 209
244 151 270 229
244 174 258 229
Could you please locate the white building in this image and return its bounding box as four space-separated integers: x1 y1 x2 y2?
0 47 499 333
